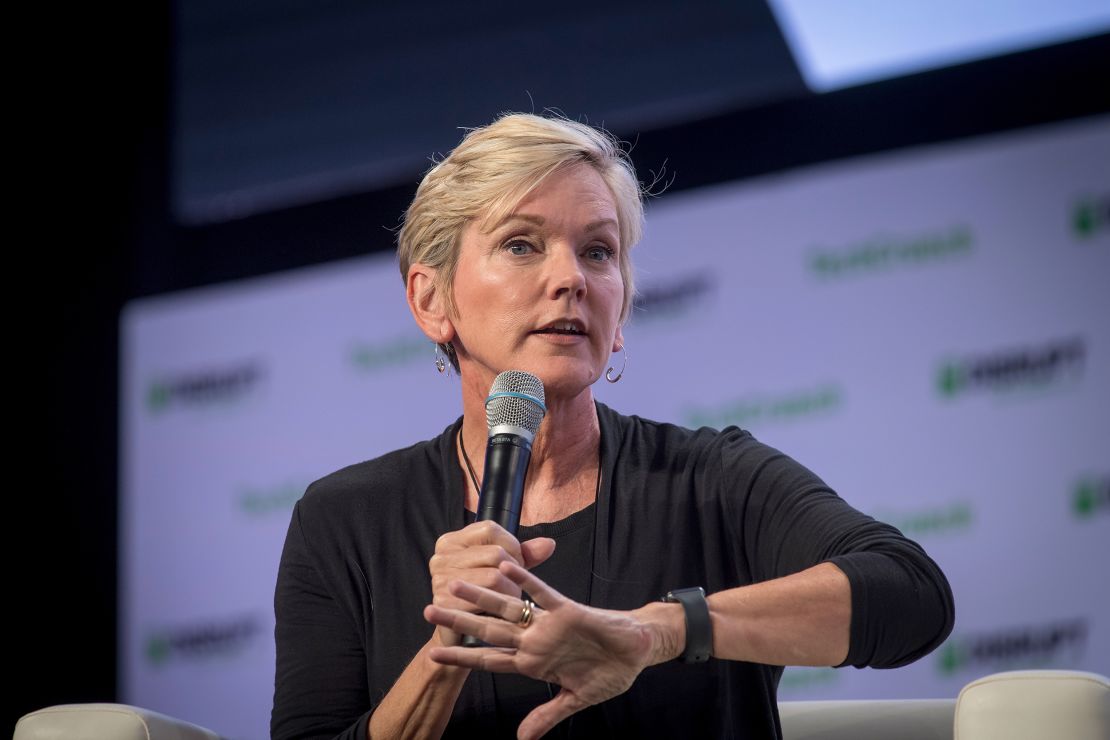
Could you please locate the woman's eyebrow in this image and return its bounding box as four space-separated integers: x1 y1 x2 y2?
491 214 617 233
584 218 618 232
497 214 545 228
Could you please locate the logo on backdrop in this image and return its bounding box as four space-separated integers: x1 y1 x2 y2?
937 618 1088 677
1072 475 1110 520
631 273 714 322
872 501 974 538
936 337 1085 399
145 614 262 667
146 362 263 414
238 480 308 516
1072 194 1110 240
350 336 427 373
683 384 841 430
809 224 973 279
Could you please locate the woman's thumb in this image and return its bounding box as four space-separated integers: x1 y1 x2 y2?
520 537 556 568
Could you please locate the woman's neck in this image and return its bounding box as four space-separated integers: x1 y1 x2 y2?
458 384 600 523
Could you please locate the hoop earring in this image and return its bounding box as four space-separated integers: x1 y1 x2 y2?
605 346 627 383
434 343 448 374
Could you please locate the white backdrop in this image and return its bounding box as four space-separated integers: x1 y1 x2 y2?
121 115 1110 738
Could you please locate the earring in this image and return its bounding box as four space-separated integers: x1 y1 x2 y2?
434 343 447 374
605 346 627 383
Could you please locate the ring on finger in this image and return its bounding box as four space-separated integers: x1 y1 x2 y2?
518 599 536 628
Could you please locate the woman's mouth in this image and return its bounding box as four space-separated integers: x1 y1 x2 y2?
530 319 590 339
533 321 587 336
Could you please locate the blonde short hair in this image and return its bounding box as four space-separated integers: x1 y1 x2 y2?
398 113 644 369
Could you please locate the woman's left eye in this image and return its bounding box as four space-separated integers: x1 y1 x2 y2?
586 245 614 262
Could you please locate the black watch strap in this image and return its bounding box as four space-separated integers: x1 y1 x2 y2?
663 586 712 664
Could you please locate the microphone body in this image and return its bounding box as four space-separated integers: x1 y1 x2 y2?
476 430 533 534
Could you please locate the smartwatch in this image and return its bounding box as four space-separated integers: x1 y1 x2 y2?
663 586 712 664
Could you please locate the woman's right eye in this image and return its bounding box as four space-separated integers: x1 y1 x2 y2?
505 240 534 256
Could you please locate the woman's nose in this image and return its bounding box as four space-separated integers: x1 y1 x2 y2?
548 245 587 299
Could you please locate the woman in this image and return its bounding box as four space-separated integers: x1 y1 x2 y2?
271 113 954 740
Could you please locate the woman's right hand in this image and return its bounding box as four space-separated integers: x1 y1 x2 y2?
428 520 556 646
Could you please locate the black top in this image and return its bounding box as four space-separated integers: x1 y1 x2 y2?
272 403 954 739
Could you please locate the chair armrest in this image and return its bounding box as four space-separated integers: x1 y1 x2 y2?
14 703 221 740
955 670 1109 740
779 698 955 740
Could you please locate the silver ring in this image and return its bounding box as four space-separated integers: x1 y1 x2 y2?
518 599 535 628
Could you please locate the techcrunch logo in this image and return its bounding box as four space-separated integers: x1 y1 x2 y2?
238 481 306 516
631 273 714 322
809 224 972 279
874 501 973 538
146 362 262 414
684 384 841 430
1072 194 1109 239
937 618 1087 677
936 337 1085 399
1072 475 1110 519
350 337 427 372
145 615 261 667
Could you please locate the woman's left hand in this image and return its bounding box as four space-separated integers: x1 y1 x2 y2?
423 560 675 740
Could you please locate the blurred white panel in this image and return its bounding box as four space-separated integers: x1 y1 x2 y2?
769 0 1110 91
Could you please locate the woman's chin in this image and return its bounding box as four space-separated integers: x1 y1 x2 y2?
460 356 600 402
530 363 602 402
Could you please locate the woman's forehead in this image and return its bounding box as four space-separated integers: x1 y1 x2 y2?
477 164 619 234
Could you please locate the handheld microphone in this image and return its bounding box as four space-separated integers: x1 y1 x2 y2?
463 370 545 648
476 370 546 534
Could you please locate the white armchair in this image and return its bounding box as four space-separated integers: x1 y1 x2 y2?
14 703 221 740
954 670 1109 740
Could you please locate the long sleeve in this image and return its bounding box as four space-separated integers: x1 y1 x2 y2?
720 428 955 668
272 499 372 740
270 425 471 739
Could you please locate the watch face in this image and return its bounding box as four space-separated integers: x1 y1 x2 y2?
668 587 705 599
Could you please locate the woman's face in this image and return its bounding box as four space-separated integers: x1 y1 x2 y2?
449 162 624 399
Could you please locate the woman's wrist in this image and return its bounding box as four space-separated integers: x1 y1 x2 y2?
368 637 471 740
420 635 471 680
629 600 687 666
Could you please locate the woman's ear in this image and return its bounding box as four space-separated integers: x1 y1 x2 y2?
612 325 625 353
406 264 454 344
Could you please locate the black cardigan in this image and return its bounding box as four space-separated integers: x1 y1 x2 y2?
272 403 954 739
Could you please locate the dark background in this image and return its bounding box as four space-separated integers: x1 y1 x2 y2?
13 1 1108 728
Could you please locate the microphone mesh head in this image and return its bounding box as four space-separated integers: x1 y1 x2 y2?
486 371 546 435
